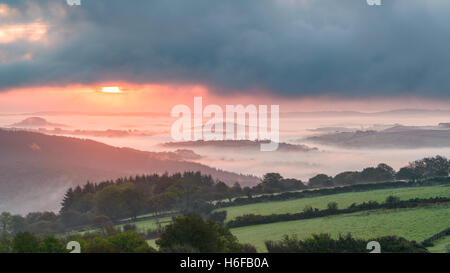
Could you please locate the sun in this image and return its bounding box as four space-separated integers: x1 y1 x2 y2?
101 86 121 93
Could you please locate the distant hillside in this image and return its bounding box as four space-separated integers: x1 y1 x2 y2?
305 125 450 149
10 117 67 128
161 140 317 152
0 129 259 214
11 127 157 138
282 109 450 118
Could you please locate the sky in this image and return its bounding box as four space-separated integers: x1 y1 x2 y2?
1 0 450 112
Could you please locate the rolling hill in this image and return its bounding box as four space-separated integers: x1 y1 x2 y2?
305 125 450 149
0 129 259 214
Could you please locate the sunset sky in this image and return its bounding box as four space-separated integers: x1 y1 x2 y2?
1 0 450 113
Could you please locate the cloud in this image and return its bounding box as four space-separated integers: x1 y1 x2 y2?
0 22 47 44
1 0 450 98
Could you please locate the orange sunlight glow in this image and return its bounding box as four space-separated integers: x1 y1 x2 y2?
101 87 122 93
1 83 450 115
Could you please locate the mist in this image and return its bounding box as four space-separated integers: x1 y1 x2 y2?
2 110 449 183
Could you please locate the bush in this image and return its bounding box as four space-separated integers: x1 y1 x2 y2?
0 237 12 253
12 232 40 253
375 236 427 253
386 195 400 204
206 211 227 225
233 243 258 253
108 231 155 253
122 224 137 232
39 236 66 253
159 244 200 253
156 216 245 253
327 202 338 211
303 205 313 215
84 237 118 253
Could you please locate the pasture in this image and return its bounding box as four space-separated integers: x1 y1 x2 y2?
230 204 450 252
217 185 450 221
427 235 450 253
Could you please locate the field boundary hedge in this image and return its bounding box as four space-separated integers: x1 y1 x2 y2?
421 227 450 245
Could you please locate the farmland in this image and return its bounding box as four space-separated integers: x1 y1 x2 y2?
217 185 450 222
229 204 450 252
142 184 450 253
116 216 173 231
427 235 450 253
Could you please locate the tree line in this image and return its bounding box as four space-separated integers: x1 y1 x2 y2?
265 233 427 253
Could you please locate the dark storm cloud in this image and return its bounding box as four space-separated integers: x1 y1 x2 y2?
1 0 450 97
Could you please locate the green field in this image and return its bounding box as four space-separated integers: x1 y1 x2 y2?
427 235 450 253
78 216 173 235
144 185 450 252
119 211 176 222
116 216 173 231
217 185 450 221
229 204 450 252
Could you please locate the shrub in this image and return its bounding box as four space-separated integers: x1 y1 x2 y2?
327 202 338 211
374 236 427 253
108 231 155 253
39 236 66 253
159 244 200 253
303 205 313 215
12 232 40 253
385 195 400 204
122 224 137 232
0 237 12 253
156 216 245 253
233 243 258 253
206 211 227 225
84 237 118 253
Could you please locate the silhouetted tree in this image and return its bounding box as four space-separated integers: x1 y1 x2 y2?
309 174 334 188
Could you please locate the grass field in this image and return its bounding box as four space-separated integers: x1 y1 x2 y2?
119 211 176 222
427 235 450 253
79 216 174 235
217 185 450 222
116 216 173 231
230 204 450 252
